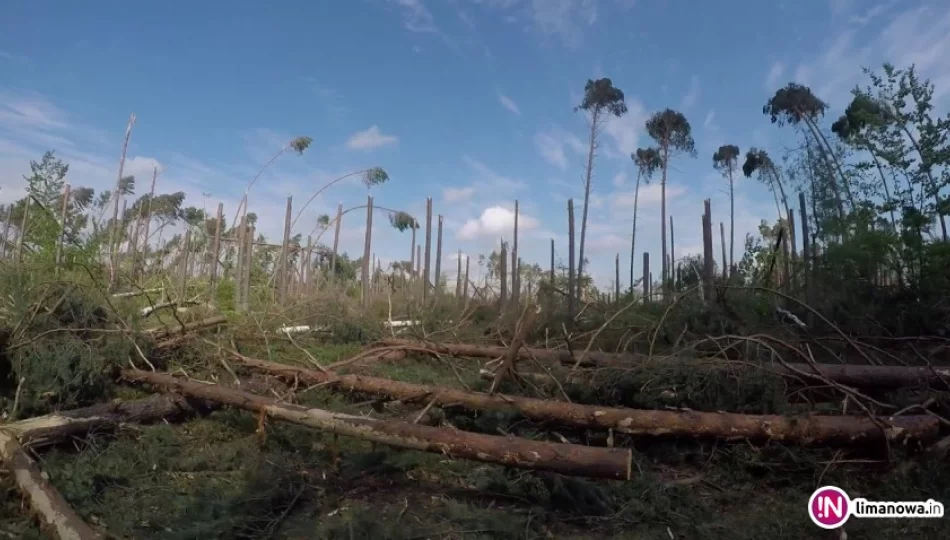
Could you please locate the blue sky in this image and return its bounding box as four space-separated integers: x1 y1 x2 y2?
2 0 950 289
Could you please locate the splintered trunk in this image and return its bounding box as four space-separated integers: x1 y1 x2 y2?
123 370 633 480
567 199 576 319
233 353 938 445
728 167 735 272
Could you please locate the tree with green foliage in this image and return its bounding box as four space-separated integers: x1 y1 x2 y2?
713 144 740 272
764 83 852 223
742 148 789 222
645 109 696 293
629 147 662 291
575 77 627 302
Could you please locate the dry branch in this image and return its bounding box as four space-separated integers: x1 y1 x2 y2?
121 370 633 480
377 339 950 389
230 353 938 445
148 315 227 339
0 431 102 540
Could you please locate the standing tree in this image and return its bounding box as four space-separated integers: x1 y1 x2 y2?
629 147 662 292
645 109 696 294
574 77 628 301
743 148 789 222
713 144 740 273
763 83 852 224
860 64 949 241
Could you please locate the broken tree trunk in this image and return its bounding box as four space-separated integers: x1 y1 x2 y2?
1 394 212 449
230 353 938 445
148 314 227 339
0 431 103 540
376 339 950 390
121 370 632 480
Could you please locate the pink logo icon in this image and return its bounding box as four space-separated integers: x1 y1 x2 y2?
808 486 851 529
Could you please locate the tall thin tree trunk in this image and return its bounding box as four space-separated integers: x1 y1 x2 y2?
660 142 670 296
567 199 576 322
109 113 136 291
578 109 600 302
728 166 735 273
630 170 642 294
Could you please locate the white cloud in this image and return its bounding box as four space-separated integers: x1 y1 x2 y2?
612 172 627 187
793 4 950 108
497 90 521 115
680 75 700 110
703 109 717 131
765 62 785 91
345 125 398 151
534 128 585 170
458 205 539 239
390 0 439 33
444 186 476 202
610 183 688 210
601 98 646 158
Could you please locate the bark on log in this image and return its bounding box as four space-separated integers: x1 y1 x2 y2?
148 315 228 338
121 370 633 480
231 353 938 445
376 339 950 389
0 431 102 540
2 395 213 449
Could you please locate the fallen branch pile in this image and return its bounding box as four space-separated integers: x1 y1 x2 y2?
376 339 950 389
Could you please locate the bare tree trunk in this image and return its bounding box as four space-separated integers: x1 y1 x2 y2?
567 199 576 320
720 222 728 279
15 196 31 263
123 370 633 480
136 166 159 280
642 252 650 302
109 113 136 292
330 203 342 281
434 215 443 296
361 196 373 309
278 196 292 304
463 255 470 298
423 197 433 300
209 202 223 299
577 111 599 303
660 142 670 296
512 199 519 304
499 240 508 307
702 200 714 300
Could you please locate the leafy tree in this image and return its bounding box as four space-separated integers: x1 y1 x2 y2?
629 147 662 290
713 144 740 272
645 108 696 294
743 148 789 222
574 77 627 301
860 64 949 241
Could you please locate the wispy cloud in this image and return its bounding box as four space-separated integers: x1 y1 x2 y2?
345 125 399 151
703 109 717 131
534 128 585 170
497 90 521 115
444 186 476 202
602 98 647 158
680 75 700 110
764 62 785 91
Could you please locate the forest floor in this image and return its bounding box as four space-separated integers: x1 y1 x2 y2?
3 330 949 540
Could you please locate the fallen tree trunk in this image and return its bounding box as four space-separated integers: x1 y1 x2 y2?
376 339 950 389
148 314 227 338
231 353 939 445
0 431 102 540
121 370 633 481
1 395 213 449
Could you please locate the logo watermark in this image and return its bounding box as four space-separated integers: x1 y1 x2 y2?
808 485 945 529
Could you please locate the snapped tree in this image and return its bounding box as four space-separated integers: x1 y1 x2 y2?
713 144 740 273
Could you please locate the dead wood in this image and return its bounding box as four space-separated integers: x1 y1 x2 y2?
0 431 103 540
230 353 938 445
1 394 213 450
377 339 950 389
121 369 633 481
148 315 227 339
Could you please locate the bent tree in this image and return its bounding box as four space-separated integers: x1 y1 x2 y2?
645 109 696 294
764 83 852 225
575 78 627 302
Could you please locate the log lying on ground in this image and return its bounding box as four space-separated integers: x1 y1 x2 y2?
0 431 103 540
231 353 939 445
121 369 633 481
1 395 213 449
377 339 950 389
148 314 227 338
